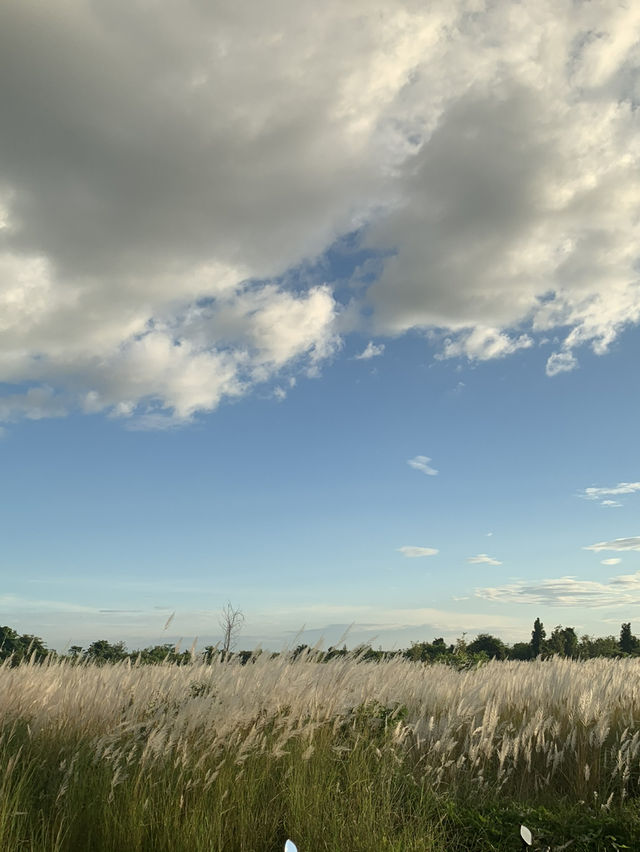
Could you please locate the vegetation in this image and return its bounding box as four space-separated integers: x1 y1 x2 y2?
1 651 640 849
3 618 640 669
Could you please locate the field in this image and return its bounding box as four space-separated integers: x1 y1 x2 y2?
2 654 640 851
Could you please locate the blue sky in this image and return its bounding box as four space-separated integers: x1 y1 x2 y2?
1 1 640 650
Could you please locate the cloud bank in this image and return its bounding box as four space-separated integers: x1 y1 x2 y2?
476 571 640 608
1 1 640 425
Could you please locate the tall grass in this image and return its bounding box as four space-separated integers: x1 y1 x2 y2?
1 653 640 850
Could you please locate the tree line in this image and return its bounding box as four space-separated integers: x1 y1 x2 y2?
1 618 639 666
0 618 640 667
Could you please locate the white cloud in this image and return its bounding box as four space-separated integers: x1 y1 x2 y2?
407 455 439 476
440 328 532 362
602 558 622 566
580 482 640 508
355 341 385 360
467 553 502 566
546 351 578 377
584 537 640 553
397 545 439 558
2 1 640 425
476 570 640 608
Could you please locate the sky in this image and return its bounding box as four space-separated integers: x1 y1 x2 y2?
1 0 640 652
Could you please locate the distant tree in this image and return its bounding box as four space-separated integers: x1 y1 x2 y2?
67 645 84 660
509 642 532 661
219 602 244 656
0 625 23 660
0 627 49 664
404 638 454 663
132 644 191 665
202 645 220 664
531 618 546 657
547 625 578 658
20 634 50 662
620 622 638 654
467 633 507 660
291 644 311 660
85 639 128 664
579 635 620 659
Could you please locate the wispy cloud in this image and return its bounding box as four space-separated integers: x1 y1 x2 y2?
355 341 385 360
584 537 640 553
602 558 622 566
476 571 640 608
397 546 439 558
468 553 502 566
546 351 578 377
407 455 438 476
579 481 640 507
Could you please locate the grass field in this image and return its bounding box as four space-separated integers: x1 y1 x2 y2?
2 653 640 850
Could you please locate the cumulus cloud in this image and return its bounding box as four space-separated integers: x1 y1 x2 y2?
2 1 640 425
467 553 502 566
397 546 439 558
407 455 439 476
364 3 640 367
476 571 640 608
584 537 640 553
355 341 385 360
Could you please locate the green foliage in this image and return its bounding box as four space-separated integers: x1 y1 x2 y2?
531 617 546 657
545 625 579 658
132 644 192 665
0 625 50 664
619 622 638 654
84 639 128 664
5 618 640 672
509 641 532 661
579 635 621 659
467 633 507 660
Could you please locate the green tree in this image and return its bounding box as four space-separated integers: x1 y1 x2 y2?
0 625 22 660
85 639 128 664
467 633 507 660
509 642 532 661
67 645 84 661
530 617 545 657
578 634 619 658
547 625 578 658
132 644 191 665
0 626 49 664
619 622 638 654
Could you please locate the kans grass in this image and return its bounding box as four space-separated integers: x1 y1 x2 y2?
2 653 640 850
